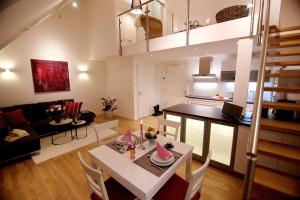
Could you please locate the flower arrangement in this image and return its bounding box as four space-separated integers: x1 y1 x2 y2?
100 97 119 112
145 127 157 140
46 104 65 122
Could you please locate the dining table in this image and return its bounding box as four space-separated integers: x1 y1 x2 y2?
88 131 194 200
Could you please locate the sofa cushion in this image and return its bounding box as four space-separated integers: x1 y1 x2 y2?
2 109 29 128
0 113 9 135
57 99 74 106
65 102 82 117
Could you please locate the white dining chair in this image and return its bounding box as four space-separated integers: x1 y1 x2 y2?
153 151 212 200
157 119 181 140
77 152 136 200
94 120 119 145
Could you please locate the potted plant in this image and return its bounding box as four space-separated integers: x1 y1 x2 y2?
46 104 65 123
145 127 157 145
100 97 119 119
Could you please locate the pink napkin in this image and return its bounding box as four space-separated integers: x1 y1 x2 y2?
156 142 172 160
122 129 132 142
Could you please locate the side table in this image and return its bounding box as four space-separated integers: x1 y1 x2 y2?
50 118 73 145
71 120 87 139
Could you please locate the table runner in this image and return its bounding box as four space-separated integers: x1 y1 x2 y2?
134 149 183 177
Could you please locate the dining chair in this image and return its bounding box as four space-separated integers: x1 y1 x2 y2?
157 119 181 140
153 151 212 200
77 152 136 200
94 120 119 145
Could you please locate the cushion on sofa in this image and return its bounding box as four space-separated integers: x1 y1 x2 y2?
57 99 74 106
0 113 9 135
65 101 82 117
2 109 29 128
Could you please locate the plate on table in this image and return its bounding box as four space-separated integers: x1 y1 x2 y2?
150 151 175 166
116 134 137 145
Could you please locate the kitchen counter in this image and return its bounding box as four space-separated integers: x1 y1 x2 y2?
164 103 251 126
185 95 254 104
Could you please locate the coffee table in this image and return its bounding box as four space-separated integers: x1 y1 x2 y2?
50 118 73 145
71 120 87 139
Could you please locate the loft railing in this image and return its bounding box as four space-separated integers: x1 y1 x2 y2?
242 0 271 199
117 0 258 56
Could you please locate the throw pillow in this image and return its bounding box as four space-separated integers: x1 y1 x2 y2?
2 109 29 128
0 113 9 134
64 102 83 117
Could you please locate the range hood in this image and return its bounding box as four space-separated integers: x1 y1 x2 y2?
192 57 218 82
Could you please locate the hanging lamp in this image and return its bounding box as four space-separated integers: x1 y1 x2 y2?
131 0 143 15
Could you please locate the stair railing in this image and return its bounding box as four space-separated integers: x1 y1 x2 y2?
117 0 165 56
257 0 265 46
242 0 271 199
249 0 257 36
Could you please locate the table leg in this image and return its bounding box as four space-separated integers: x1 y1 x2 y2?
185 154 192 182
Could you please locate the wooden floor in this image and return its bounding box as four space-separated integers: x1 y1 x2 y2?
0 115 243 200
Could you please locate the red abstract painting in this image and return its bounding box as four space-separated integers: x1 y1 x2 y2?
31 59 70 93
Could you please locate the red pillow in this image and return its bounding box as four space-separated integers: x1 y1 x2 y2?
0 113 9 133
64 102 82 116
2 109 29 127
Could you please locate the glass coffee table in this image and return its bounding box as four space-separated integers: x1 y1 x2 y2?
71 120 88 139
50 118 73 145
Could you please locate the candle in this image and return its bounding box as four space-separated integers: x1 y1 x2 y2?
140 119 143 134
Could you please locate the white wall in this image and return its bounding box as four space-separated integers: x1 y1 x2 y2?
279 0 300 27
0 0 63 50
105 57 135 119
0 0 106 114
87 0 118 59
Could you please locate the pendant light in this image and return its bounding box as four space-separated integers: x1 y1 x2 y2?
131 0 143 15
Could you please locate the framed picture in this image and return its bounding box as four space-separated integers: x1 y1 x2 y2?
31 59 70 93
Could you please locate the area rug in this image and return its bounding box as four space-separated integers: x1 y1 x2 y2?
31 125 97 164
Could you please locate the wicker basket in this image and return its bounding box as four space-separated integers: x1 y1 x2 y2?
216 5 249 23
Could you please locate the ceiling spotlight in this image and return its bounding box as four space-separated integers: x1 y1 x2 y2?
72 1 77 8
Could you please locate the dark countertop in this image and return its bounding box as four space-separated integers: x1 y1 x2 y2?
185 95 254 104
164 104 251 127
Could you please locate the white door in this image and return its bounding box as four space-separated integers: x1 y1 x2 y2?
137 63 154 119
163 64 188 107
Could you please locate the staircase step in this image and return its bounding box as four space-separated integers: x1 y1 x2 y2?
265 71 300 78
266 60 300 67
258 140 300 164
264 86 300 93
268 25 300 33
269 33 300 41
268 40 300 48
260 118 300 136
277 26 300 33
262 101 300 111
253 167 300 199
267 50 300 57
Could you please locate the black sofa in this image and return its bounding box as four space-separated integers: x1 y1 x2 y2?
0 99 96 164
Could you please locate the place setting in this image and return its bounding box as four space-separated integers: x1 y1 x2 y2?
134 141 182 177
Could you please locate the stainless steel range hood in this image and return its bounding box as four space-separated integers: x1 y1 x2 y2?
192 57 218 82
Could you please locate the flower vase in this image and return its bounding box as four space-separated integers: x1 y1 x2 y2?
103 110 113 120
149 138 156 145
54 117 62 123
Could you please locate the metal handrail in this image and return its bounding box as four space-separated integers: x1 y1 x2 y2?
186 0 190 46
117 0 165 17
257 0 265 45
249 0 257 36
242 0 271 199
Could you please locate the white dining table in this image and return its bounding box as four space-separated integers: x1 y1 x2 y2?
89 132 193 200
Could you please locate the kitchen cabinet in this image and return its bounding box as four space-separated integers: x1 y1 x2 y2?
164 104 243 171
220 70 270 82
185 117 206 158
